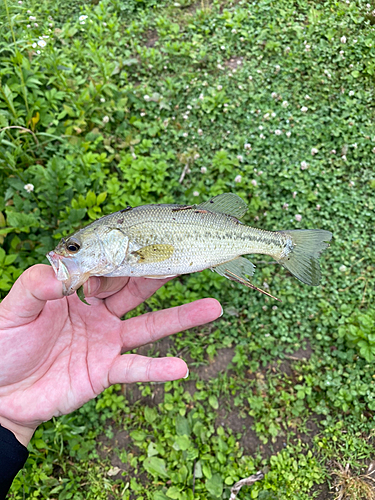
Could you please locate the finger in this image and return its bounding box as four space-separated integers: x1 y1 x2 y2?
108 354 188 384
119 298 222 351
84 276 130 298
103 276 174 318
0 264 64 325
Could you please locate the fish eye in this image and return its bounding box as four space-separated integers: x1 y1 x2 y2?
66 240 80 253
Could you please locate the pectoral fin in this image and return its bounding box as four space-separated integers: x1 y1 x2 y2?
131 244 175 264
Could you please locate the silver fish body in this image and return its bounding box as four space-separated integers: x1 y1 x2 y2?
47 193 332 296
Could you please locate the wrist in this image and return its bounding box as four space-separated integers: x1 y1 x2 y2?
0 416 36 447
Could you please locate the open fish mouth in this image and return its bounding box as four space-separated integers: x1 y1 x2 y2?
47 251 91 296
47 251 70 281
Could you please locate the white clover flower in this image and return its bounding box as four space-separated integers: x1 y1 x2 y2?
342 155 347 161
340 36 347 43
271 92 277 98
183 132 188 137
24 183 34 193
34 23 38 27
37 50 40 54
340 50 344 56
330 149 336 154
29 15 36 20
143 95 150 101
305 44 311 51
193 191 199 196
37 39 46 48
286 131 291 137
352 143 357 149
264 113 270 119
282 203 289 210
271 112 276 118
132 153 137 159
258 170 263 175
220 45 225 50
32 42 37 48
293 191 297 199
140 112 145 117
102 116 109 124
194 153 200 160
259 125 264 130
305 94 311 100
27 24 31 28
282 101 288 108
240 37 244 42
231 28 237 33
100 97 105 102
301 106 308 112
248 75 253 80
234 175 242 183
187 105 192 110
295 214 302 222
372 147 375 153
272 305 278 310
275 129 282 135
349 90 354 96
199 93 204 100
237 155 243 162
339 265 347 272
198 128 203 135
201 167 207 174
300 161 308 170
79 15 88 21
183 114 188 120
18 1 22 3
349 180 355 186
285 46 291 52
316 204 321 210
311 148 318 155
251 179 257 187
260 133 265 139
244 143 252 150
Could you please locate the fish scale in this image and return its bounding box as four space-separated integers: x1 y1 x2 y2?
47 193 332 298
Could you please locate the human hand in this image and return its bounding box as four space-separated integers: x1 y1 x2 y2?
0 265 222 446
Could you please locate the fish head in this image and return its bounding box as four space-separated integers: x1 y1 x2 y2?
47 225 130 296
47 230 105 296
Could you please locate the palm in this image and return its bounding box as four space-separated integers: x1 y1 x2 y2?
0 265 221 430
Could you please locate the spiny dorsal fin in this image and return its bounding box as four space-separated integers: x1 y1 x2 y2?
197 193 248 219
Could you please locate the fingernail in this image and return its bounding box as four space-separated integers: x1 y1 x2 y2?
86 277 100 297
183 368 189 379
219 306 224 317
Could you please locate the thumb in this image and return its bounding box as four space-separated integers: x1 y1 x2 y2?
1 264 64 324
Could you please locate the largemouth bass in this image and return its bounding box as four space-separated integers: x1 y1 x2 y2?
47 193 332 299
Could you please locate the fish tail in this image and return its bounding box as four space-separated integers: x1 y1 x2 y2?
277 230 332 286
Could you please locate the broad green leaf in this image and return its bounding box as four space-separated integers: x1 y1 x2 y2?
143 457 168 478
206 473 223 497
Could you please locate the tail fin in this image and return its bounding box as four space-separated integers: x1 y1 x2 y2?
278 230 332 286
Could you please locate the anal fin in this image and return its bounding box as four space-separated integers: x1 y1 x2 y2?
212 257 281 301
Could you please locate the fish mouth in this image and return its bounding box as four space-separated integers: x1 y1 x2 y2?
47 251 70 281
46 251 84 296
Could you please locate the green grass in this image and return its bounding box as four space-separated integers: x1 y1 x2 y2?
1 0 375 498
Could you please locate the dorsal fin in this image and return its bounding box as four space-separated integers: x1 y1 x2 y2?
197 193 248 219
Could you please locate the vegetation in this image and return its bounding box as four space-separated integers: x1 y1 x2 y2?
1 0 375 498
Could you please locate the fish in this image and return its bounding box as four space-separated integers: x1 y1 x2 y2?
46 193 332 300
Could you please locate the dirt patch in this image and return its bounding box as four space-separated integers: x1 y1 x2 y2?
311 481 332 500
192 347 235 380
144 29 158 48
224 56 245 69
